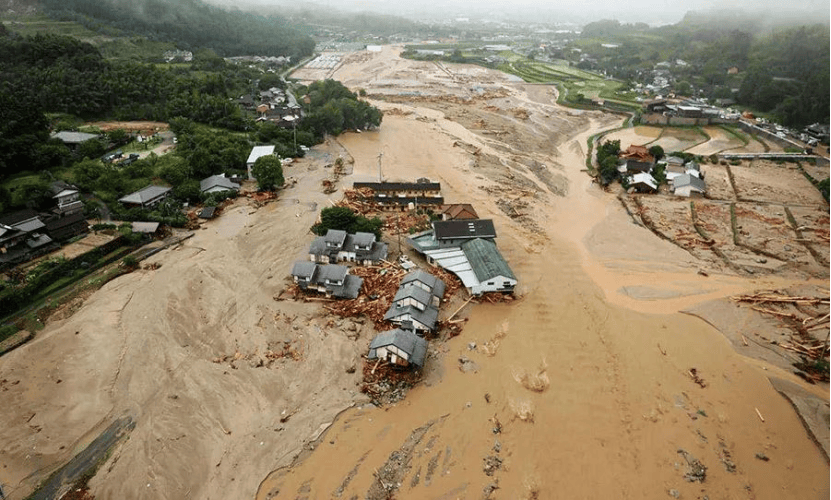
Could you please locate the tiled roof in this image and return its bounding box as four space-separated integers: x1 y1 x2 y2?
368 328 428 368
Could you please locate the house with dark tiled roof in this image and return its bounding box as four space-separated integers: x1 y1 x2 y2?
367 328 428 369
118 185 172 209
290 261 363 299
308 229 388 266
672 174 706 198
383 269 446 334
200 174 240 195
0 210 55 265
49 181 84 216
461 238 517 294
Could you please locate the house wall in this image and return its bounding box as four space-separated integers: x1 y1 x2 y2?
471 275 517 295
674 186 704 198
374 345 410 365
394 297 427 311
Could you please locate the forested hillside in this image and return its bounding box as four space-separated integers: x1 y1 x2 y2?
39 0 314 58
576 16 829 127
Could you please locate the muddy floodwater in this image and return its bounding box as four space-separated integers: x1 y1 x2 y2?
0 45 826 500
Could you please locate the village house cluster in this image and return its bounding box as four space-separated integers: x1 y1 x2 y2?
288 178 518 372
618 145 706 197
237 87 302 128
0 181 89 266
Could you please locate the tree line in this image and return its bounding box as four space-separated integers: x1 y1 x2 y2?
39 0 315 59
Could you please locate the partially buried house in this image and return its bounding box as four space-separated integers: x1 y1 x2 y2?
290 261 363 299
308 229 388 266
384 270 445 335
367 328 428 369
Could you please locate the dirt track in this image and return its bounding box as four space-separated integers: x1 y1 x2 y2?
0 45 828 500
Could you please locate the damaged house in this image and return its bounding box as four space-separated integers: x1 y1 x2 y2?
367 328 428 369
384 270 446 334
407 221 516 296
290 261 363 299
308 229 388 266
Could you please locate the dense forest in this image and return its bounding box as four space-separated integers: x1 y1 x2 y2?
0 28 381 223
39 0 315 58
577 16 829 127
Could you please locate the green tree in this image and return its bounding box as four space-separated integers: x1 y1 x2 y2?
648 145 664 161
250 155 284 190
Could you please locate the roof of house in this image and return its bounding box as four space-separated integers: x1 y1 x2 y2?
45 212 86 231
665 156 685 165
673 174 706 192
329 274 363 299
0 209 41 227
291 260 318 279
685 161 701 171
392 284 434 307
630 172 658 190
12 216 46 233
309 236 327 256
50 181 79 197
368 328 428 368
247 145 276 164
353 181 441 192
351 232 376 248
131 222 160 233
433 219 496 240
620 145 654 163
50 131 99 144
317 264 348 283
198 206 217 219
26 233 53 249
461 238 516 282
440 203 478 220
384 304 439 331
400 270 445 295
374 196 444 206
118 185 172 205
324 229 348 246
200 174 239 193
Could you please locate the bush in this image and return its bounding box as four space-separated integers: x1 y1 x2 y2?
122 255 138 268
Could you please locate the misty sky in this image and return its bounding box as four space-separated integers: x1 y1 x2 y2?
226 0 830 25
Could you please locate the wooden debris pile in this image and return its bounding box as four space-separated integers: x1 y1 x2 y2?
732 290 830 381
496 197 529 219
360 359 421 405
335 188 377 215
325 262 407 329
474 293 516 304
429 266 461 295
321 179 337 194
382 212 431 235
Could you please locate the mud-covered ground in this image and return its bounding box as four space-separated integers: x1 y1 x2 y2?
0 45 827 500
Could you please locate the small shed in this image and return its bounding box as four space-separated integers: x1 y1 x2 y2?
198 206 217 219
367 329 428 369
131 222 160 234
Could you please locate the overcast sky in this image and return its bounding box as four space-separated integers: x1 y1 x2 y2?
223 0 829 25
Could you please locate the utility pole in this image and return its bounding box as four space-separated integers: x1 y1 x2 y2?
377 152 384 183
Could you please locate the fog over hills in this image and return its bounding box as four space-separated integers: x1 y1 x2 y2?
210 0 829 26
